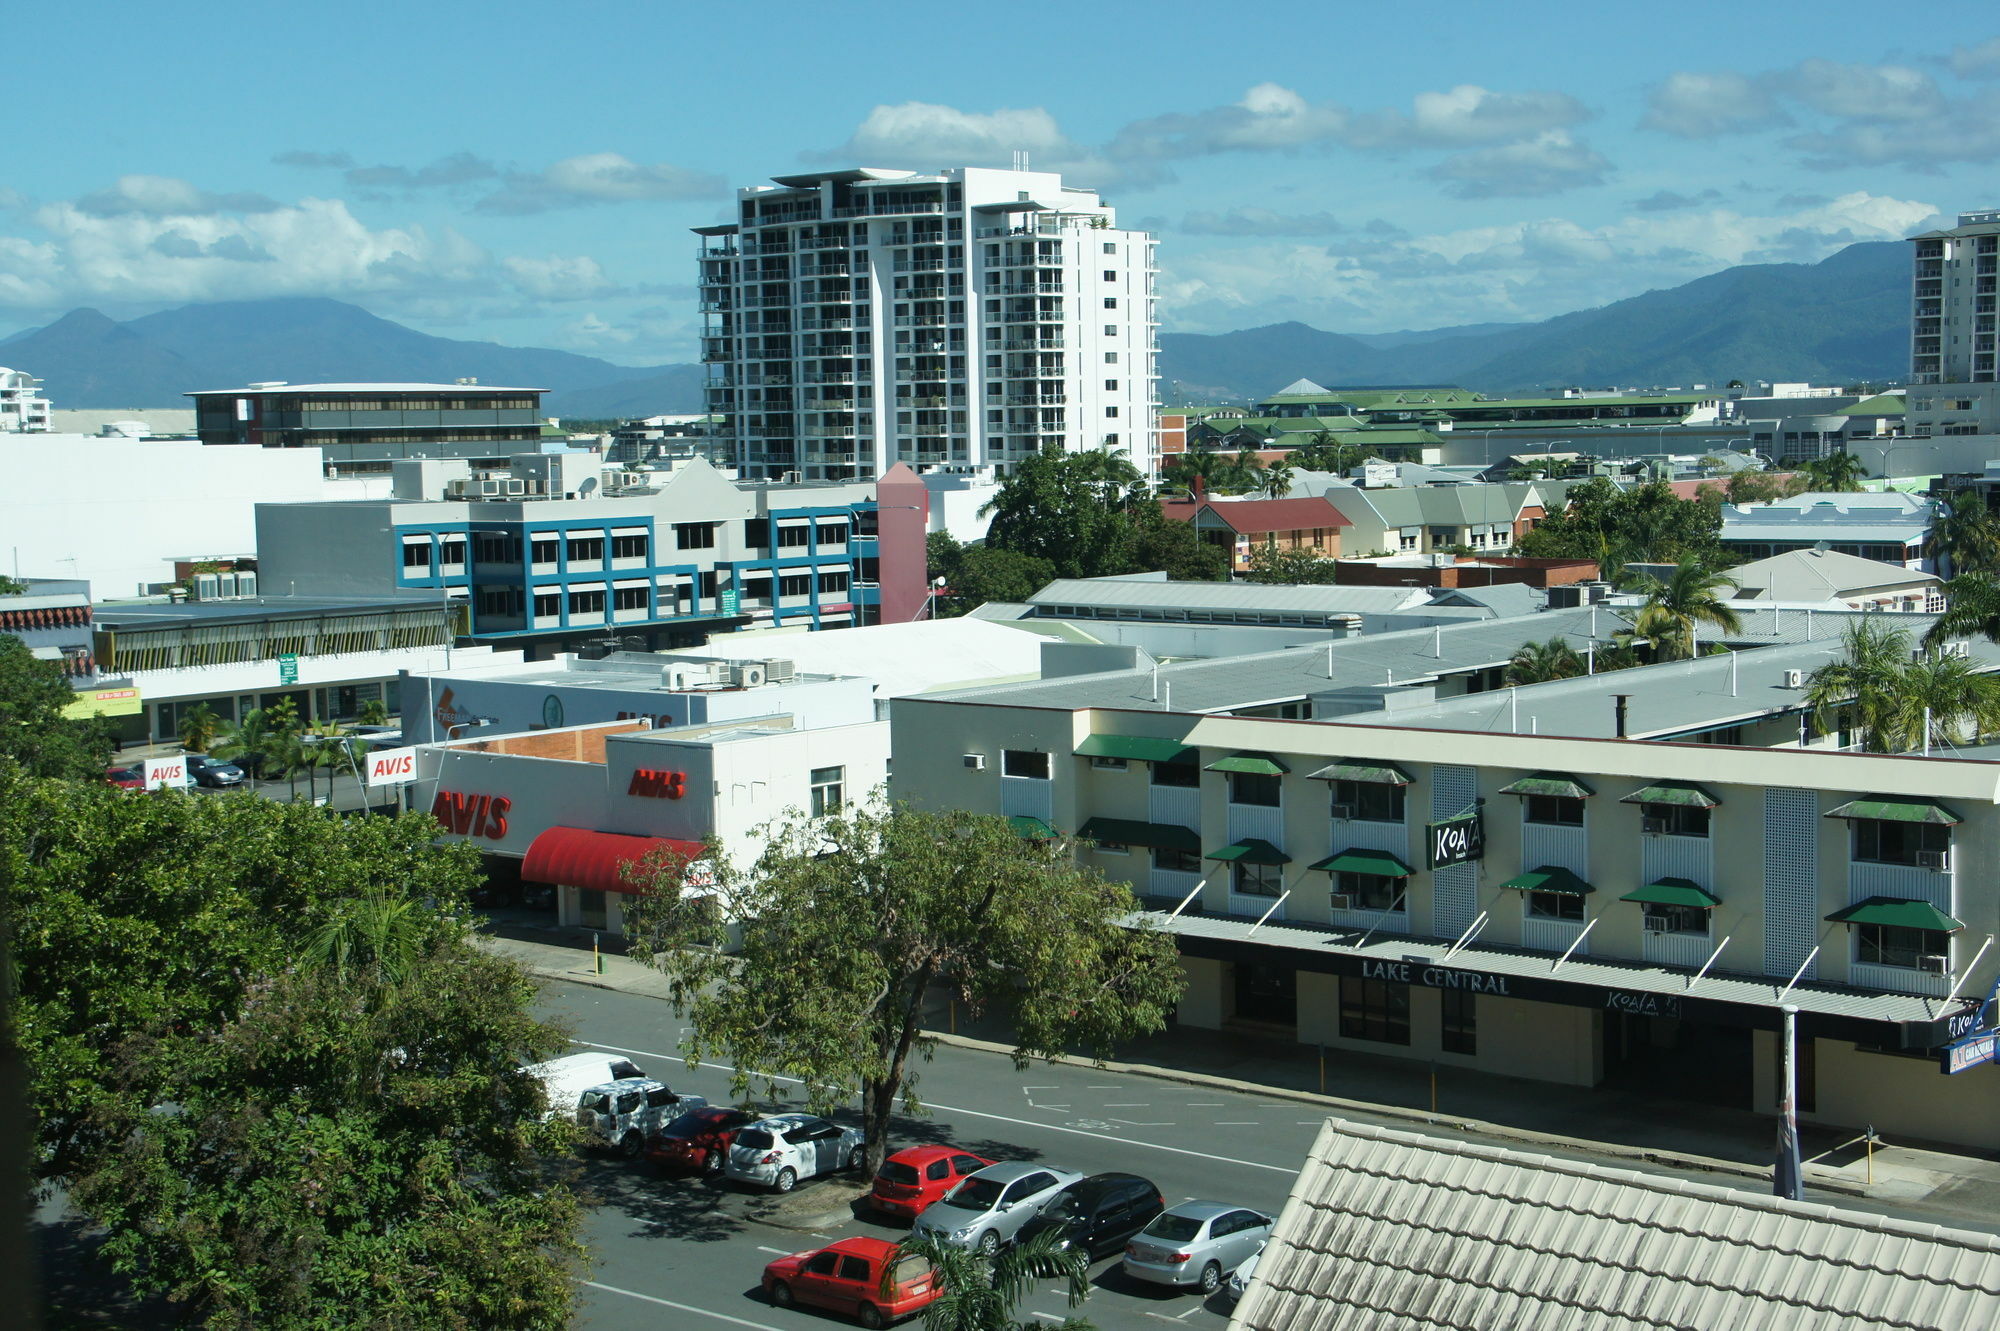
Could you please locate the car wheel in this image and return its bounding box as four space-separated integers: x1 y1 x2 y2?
846 1145 865 1172
769 1282 793 1309
857 1304 886 1330
702 1150 725 1178
1198 1262 1222 1295
773 1167 798 1194
619 1132 644 1160
976 1229 1000 1257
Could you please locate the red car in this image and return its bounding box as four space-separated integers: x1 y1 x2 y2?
764 1236 940 1328
870 1145 994 1219
645 1105 756 1176
104 765 145 791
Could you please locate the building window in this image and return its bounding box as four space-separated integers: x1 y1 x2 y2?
1153 846 1200 874
1852 819 1949 867
473 532 518 563
437 538 466 567
612 586 648 611
810 766 844 817
402 543 432 570
1002 749 1050 779
1857 923 1949 970
817 522 849 545
817 570 848 594
1103 242 1117 254
1104 324 1118 336
611 533 649 559
1526 890 1585 922
1089 755 1128 771
1440 990 1477 1055
532 592 561 619
1151 760 1200 789
777 526 812 547
568 588 606 615
779 573 812 597
1105 406 1119 418
530 536 559 564
1645 903 1710 935
1104 297 1118 309
1525 794 1584 826
1332 780 1404 822
1103 269 1117 281
1339 976 1410 1045
699 571 719 599
675 522 718 550
1105 379 1119 391
1229 771 1280 807
1641 802 1709 836
567 535 605 563
1105 352 1119 364
1231 861 1283 897
1334 872 1404 912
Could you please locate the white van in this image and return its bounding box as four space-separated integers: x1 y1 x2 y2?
522 1051 643 1121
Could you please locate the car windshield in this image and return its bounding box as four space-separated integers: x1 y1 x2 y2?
664 1110 717 1137
736 1129 774 1151
1041 1188 1087 1218
1144 1214 1205 1243
877 1161 920 1185
578 1091 612 1115
947 1177 1005 1210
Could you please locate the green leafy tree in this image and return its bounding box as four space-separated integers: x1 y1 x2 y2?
1725 469 1806 505
1513 477 1725 571
357 697 392 726
0 633 112 780
1799 451 1869 493
1926 572 2000 646
893 1229 1095 1330
1627 559 1742 660
1255 456 1295 498
0 574 26 594
1504 637 1585 685
624 801 1183 1175
943 546 1059 615
1807 619 2000 753
212 706 288 781
982 448 1145 579
1927 490 2000 578
177 701 224 753
1128 503 1228 582
1242 540 1340 585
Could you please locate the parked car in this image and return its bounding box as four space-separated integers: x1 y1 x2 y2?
1225 1248 1264 1306
910 1161 1083 1255
1014 1172 1165 1259
725 1113 866 1193
575 1078 708 1157
646 1105 758 1176
1122 1201 1274 1295
184 753 245 788
869 1145 994 1220
520 1051 642 1122
104 765 144 791
764 1236 941 1328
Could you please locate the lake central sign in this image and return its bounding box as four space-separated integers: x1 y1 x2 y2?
1426 807 1485 870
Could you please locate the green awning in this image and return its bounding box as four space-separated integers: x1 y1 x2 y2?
1498 772 1595 800
1498 865 1595 896
1824 799 1961 826
1075 735 1198 765
1620 878 1722 909
1307 759 1414 786
1620 782 1719 809
1309 849 1415 878
1827 896 1964 931
1077 818 1200 853
1007 816 1056 839
1206 839 1290 865
1206 752 1289 776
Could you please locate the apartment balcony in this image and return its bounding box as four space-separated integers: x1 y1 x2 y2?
801 371 858 385
835 200 946 218
697 296 736 312
1001 337 1065 350
988 281 1065 295
803 424 861 437
797 235 851 251
800 317 863 332
894 314 949 327
740 372 792 386
894 259 950 272
697 244 739 259
738 294 797 309
700 347 733 363
796 262 852 277
901 369 950 382
803 451 861 464
1005 394 1068 406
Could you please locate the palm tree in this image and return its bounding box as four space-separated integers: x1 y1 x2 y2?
1927 489 2000 578
357 697 392 726
1924 572 2000 647
1802 619 2000 753
890 1228 1092 1331
177 702 223 753
1804 619 1909 749
1256 457 1295 499
212 706 285 781
1801 451 1869 493
1504 637 1584 685
305 887 431 988
1628 559 1742 660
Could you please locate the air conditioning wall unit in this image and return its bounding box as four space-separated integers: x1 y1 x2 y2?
1643 915 1672 934
962 753 987 770
1329 803 1356 821
1783 669 1806 688
1641 815 1670 834
730 664 766 688
1919 953 1951 975
1329 893 1354 910
1945 641 1971 658
1917 850 1950 870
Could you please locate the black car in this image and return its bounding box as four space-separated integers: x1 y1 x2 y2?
184 753 246 788
1014 1172 1165 1259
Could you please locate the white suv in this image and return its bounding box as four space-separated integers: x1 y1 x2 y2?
575 1078 707 1158
724 1113 865 1193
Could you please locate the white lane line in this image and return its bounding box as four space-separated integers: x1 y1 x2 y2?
1103 1102 1150 1107
573 1039 1298 1176
1144 1313 1190 1326
584 1281 783 1330
1087 1084 1121 1089
1214 1121 1260 1126
1023 1085 1059 1090
1186 1102 1225 1107
1175 1305 1203 1319
756 1245 793 1255
1029 1314 1066 1323
1109 1118 1173 1127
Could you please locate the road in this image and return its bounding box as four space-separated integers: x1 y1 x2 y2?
538 980 2000 1331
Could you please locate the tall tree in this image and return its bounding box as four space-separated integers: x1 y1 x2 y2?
1927 489 2000 578
982 448 1146 580
1128 503 1228 582
1803 619 2000 753
1255 455 1295 498
177 701 224 753
1926 572 2000 646
0 634 112 781
1799 451 1869 493
624 801 1183 1174
1628 559 1742 660
1503 637 1585 685
1512 477 1725 570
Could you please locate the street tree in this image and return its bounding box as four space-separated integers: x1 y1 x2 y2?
0 633 112 781
177 701 224 753
1512 477 1725 571
1128 503 1227 582
623 801 1184 1174
1800 451 1869 493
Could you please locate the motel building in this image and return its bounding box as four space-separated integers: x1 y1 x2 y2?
392 653 887 933
891 607 2000 1152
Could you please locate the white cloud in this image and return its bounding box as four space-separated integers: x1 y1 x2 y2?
1180 208 1348 237
1351 85 1592 148
500 253 611 300
1639 71 1789 138
1948 37 2000 80
1107 84 1351 161
73 174 280 217
1787 87 2000 167
827 102 1077 166
1429 131 1612 198
476 153 723 215
1780 59 1944 121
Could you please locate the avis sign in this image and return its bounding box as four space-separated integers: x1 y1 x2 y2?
1427 808 1485 869
430 790 511 840
142 756 190 791
365 746 418 787
628 768 688 799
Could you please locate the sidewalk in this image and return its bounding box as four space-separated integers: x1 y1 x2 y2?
478 922 2000 1212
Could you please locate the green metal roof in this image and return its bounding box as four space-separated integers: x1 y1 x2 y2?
1007 815 1056 839
1308 759 1413 786
1824 799 1960 826
1620 782 1720 809
1075 735 1198 765
1206 839 1290 865
1826 896 1963 932
1206 752 1289 776
1621 879 1722 909
1077 818 1200 853
1499 772 1595 800
1309 849 1415 878
1498 865 1594 896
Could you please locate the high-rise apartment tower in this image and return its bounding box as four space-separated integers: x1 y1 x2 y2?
1908 209 1999 438
695 167 1158 481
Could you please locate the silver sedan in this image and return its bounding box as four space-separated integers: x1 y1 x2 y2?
1122 1201 1274 1295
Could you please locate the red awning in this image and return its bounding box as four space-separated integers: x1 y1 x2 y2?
520 827 704 895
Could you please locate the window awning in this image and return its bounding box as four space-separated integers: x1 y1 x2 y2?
1307 759 1413 786
1827 897 1964 931
1824 799 1961 826
1620 782 1719 809
1498 865 1594 896
1078 818 1199 853
1310 849 1415 878
1007 815 1056 839
1075 735 1198 765
1620 878 1722 909
1206 838 1290 865
1499 772 1595 799
521 827 705 895
1206 752 1289 776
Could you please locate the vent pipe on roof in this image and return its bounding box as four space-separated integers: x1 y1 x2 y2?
1613 693 1631 739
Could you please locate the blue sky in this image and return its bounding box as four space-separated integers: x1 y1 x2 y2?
3 1 1994 365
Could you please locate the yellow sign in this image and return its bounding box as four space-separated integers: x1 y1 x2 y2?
64 685 143 719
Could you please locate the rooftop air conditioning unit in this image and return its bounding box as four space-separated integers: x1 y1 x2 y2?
1919 953 1951 975
477 478 506 497
1945 640 1971 658
503 478 526 495
447 478 476 498
1917 850 1950 870
731 664 766 687
234 571 258 597
192 573 220 601
963 753 987 770
1329 803 1356 821
1783 669 1806 688
1329 893 1354 911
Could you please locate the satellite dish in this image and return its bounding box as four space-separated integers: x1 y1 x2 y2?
578 477 597 496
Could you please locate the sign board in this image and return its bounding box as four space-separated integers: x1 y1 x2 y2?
63 686 141 720
1941 1031 1999 1075
1426 808 1485 870
365 746 418 788
142 755 190 791
277 654 299 685
719 590 740 615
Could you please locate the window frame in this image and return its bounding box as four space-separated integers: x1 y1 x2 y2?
1524 794 1585 827
1231 861 1283 898
1338 975 1411 1045
1001 749 1050 779
1525 889 1585 922
1333 779 1404 823
1229 770 1281 807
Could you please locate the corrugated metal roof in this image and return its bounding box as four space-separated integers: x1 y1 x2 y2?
1025 578 1427 616
1235 1120 2000 1331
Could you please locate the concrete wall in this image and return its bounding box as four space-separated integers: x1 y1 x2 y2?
1752 1030 2000 1150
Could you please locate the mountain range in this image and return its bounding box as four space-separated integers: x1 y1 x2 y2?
0 241 1911 417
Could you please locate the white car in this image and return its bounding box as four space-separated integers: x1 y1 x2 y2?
724 1113 865 1193
911 1161 1084 1255
1226 1248 1264 1305
521 1051 642 1122
575 1078 708 1158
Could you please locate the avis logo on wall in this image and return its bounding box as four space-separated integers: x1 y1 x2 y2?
431 790 510 839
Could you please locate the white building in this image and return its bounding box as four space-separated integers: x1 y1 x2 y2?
696 166 1159 483
0 367 51 432
1909 209 2000 437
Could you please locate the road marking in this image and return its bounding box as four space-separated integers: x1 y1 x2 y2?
1214 1121 1260 1126
756 1245 793 1255
1028 1314 1066 1323
1023 1086 1059 1090
1109 1118 1173 1127
584 1281 783 1330
572 1041 1298 1175
1103 1102 1150 1107
1186 1102 1225 1108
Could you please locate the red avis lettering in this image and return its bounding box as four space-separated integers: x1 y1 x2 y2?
627 768 687 799
428 790 512 840
369 752 415 779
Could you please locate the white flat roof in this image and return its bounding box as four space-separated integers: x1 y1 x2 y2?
674 618 1059 698
185 383 546 396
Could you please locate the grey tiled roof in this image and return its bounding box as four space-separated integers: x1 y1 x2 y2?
1236 1119 2000 1331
